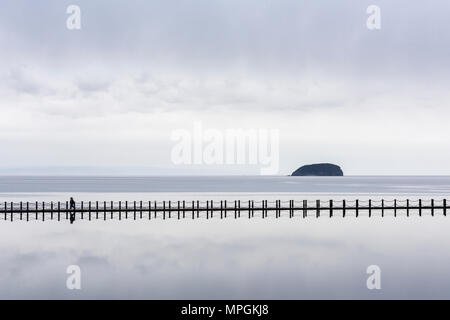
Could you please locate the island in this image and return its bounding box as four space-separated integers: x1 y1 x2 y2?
291 163 343 176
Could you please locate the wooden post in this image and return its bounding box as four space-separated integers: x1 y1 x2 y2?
89 201 91 221
20 202 23 220
279 200 282 218
275 200 278 218
289 200 292 218
279 200 281 218
197 200 200 219
192 201 194 220
119 201 122 220
238 200 241 218
419 199 422 217
277 200 280 218
183 200 186 219
220 201 223 219
431 199 434 217
382 200 385 218
356 199 359 218
394 199 397 217
288 200 291 218
65 201 68 220
36 201 38 220
248 200 251 219
251 200 254 218
155 201 158 219
163 201 166 220
369 200 372 218
211 200 214 219
265 200 268 218
234 200 237 219
261 200 264 219
125 201 128 219
224 200 228 219
81 201 84 220
27 202 29 222
42 201 44 221
168 201 171 219
407 199 410 217
50 202 54 220
252 200 255 218
110 201 112 220
303 200 307 218
444 199 447 217
262 200 265 218
206 200 209 219
149 201 151 220
134 201 137 220
330 200 333 218
316 200 320 218
343 200 346 218
178 201 180 220
261 200 265 219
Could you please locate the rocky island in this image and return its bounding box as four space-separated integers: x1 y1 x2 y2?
291 163 343 176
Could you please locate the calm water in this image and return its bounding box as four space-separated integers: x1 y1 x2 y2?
0 176 450 299
1 175 450 193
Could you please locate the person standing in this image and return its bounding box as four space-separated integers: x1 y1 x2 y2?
69 197 76 224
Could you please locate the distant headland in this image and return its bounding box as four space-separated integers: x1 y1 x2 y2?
291 163 343 176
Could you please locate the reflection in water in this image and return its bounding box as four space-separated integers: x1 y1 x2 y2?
1 216 450 299
1 176 449 299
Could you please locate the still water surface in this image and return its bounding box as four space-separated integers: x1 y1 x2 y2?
0 176 449 299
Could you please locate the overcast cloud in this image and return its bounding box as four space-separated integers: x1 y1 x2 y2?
1 0 450 175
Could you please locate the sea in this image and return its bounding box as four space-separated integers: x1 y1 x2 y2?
0 175 449 299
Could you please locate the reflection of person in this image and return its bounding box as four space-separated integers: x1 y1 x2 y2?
70 197 76 224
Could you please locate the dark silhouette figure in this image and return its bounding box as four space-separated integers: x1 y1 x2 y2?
69 197 76 224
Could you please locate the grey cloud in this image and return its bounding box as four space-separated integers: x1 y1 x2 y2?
76 78 111 93
1 1 450 174
1 0 449 76
77 254 110 267
7 68 42 95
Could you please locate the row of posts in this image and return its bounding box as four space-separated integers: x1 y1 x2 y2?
0 199 448 221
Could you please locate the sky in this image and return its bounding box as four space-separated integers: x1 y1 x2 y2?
1 0 450 175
